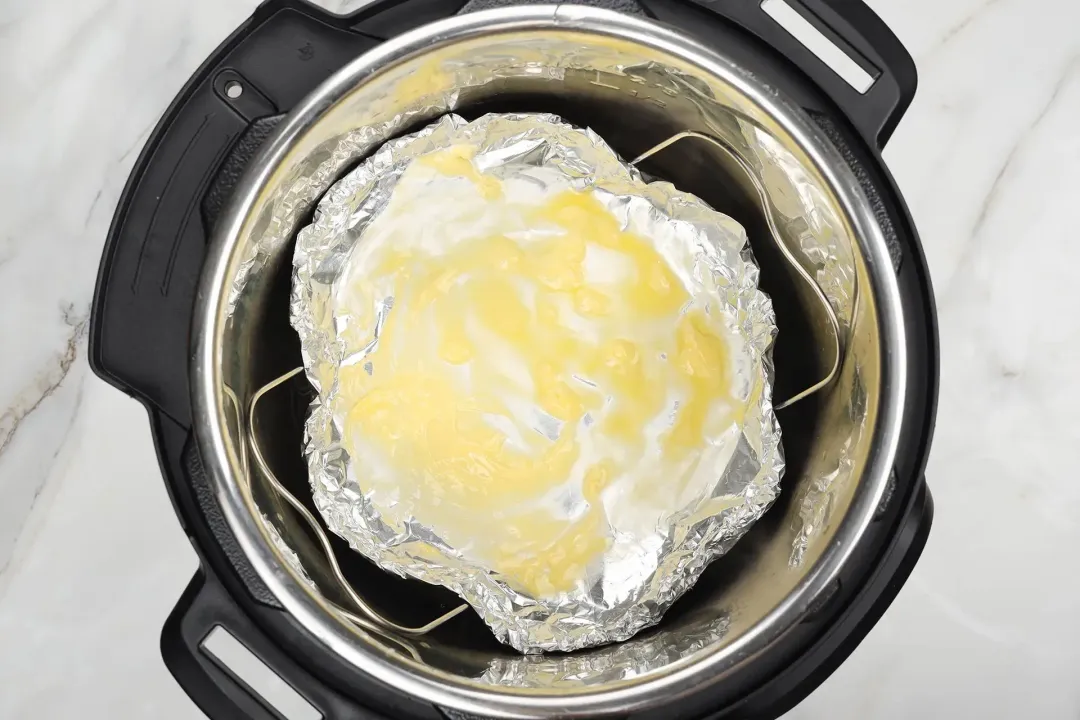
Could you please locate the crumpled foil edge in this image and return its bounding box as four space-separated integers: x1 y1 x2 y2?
291 112 784 653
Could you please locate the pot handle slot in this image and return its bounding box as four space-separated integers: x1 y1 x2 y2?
162 569 365 720
700 0 916 150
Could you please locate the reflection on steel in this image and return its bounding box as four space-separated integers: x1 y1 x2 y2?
228 369 468 647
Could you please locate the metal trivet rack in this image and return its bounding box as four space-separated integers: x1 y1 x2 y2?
232 129 844 652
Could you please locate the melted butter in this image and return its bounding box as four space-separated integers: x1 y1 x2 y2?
340 150 742 597
418 146 502 200
389 57 451 108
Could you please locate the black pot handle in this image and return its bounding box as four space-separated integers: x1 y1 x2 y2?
460 0 915 149
162 569 371 720
695 0 916 150
88 0 382 429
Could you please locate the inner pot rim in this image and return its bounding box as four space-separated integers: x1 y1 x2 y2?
191 5 908 717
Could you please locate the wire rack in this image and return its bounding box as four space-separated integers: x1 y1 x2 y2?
229 129 843 649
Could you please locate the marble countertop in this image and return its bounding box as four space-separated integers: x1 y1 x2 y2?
1 0 1078 717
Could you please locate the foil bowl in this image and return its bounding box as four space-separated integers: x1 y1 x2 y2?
290 112 783 653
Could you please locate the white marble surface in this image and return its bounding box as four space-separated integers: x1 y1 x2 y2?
1 0 1078 717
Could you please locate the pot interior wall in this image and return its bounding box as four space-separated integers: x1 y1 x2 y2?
218 26 883 692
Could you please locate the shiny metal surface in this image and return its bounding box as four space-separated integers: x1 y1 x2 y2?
192 5 906 716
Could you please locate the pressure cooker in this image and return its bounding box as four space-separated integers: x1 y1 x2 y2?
90 0 937 718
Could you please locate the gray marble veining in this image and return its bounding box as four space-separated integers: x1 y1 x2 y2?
1 0 1078 717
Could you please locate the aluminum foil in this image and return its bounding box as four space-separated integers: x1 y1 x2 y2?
480 612 730 687
290 112 783 653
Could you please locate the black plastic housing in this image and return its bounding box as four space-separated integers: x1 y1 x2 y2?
89 1 937 718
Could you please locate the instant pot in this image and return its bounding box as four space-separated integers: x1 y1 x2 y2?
90 1 938 718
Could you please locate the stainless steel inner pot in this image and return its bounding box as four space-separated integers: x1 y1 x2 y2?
192 5 906 717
